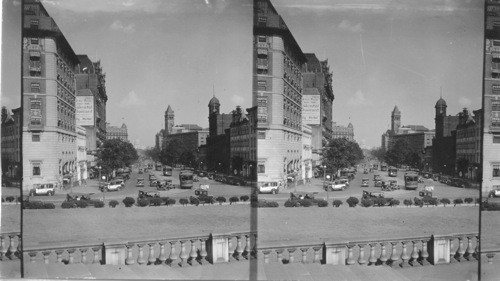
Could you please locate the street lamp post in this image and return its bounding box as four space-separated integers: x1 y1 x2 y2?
322 165 329 202
98 166 103 201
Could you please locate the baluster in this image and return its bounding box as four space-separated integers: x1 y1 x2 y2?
276 249 284 263
474 235 480 260
228 236 234 261
158 242 167 264
80 248 88 264
199 239 208 264
263 250 271 264
420 239 429 265
368 243 377 265
358 244 367 265
389 242 400 267
42 251 51 264
55 250 64 263
465 236 474 261
410 240 420 266
178 240 188 267
16 234 22 258
67 248 76 264
234 235 244 261
456 236 465 262
188 240 198 266
313 247 322 263
400 241 410 268
252 234 258 259
449 238 457 263
243 235 251 259
92 247 101 264
137 243 146 265
300 248 308 263
0 235 6 260
168 241 178 266
125 243 135 265
7 235 16 259
379 243 389 265
487 253 496 264
287 248 296 264
346 244 355 265
147 243 156 265
28 252 38 263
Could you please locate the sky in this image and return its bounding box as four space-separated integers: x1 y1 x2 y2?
271 0 484 149
1 0 252 147
1 0 484 148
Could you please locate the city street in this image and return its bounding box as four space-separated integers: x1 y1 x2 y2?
259 168 479 203
25 167 253 206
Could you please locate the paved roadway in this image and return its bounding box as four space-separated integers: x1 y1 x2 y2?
259 168 479 202
26 167 253 205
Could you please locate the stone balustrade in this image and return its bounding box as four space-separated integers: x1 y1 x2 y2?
481 247 500 264
0 232 21 261
257 232 479 268
23 232 257 267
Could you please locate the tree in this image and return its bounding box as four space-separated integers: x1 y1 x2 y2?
179 151 196 167
161 139 187 165
385 139 411 167
370 147 386 164
145 147 161 162
98 139 139 175
322 138 364 175
406 152 422 169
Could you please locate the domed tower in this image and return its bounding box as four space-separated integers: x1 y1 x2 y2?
435 97 447 139
164 105 174 135
208 96 220 138
391 106 401 135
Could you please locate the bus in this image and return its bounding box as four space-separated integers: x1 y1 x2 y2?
380 164 388 171
163 165 173 176
179 170 194 189
404 172 419 190
388 166 397 177
155 163 162 171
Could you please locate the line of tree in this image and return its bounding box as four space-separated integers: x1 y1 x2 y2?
370 139 423 169
145 139 197 167
97 139 139 176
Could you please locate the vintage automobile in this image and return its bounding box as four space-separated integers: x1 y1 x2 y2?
258 181 281 194
324 180 347 191
374 180 383 187
362 190 385 199
389 180 399 189
361 178 369 187
65 193 97 206
338 177 350 187
194 184 209 196
363 169 369 174
137 190 160 200
29 183 56 196
373 174 382 181
136 178 145 187
290 192 317 200
138 168 143 174
157 179 174 191
100 180 123 192
488 188 500 198
150 180 160 187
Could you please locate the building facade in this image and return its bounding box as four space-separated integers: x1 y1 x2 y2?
206 96 232 173
106 123 128 141
302 124 313 181
432 97 458 175
75 55 107 154
75 125 88 184
455 108 481 181
23 0 80 191
254 0 307 183
331 122 354 141
483 1 500 193
229 106 257 178
165 105 174 136
1 107 21 179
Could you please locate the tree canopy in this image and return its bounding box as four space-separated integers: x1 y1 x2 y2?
322 138 364 174
97 139 139 175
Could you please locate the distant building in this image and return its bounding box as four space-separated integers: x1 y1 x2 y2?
229 106 257 178
155 129 164 150
331 122 354 141
206 96 232 173
164 105 174 135
455 108 481 181
302 124 313 180
208 96 233 137
1 107 21 179
164 130 209 158
76 125 88 184
432 97 458 174
106 123 128 141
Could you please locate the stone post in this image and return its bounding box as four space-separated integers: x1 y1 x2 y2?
429 235 450 265
346 245 356 265
276 249 284 263
55 250 64 263
243 235 251 259
410 241 420 266
420 239 430 265
80 248 88 264
125 244 135 265
464 236 474 261
323 243 347 265
368 243 377 265
380 243 388 265
358 244 367 265
148 243 156 265
158 242 167 264
300 248 308 263
0 235 6 260
263 250 271 264
7 235 16 258
199 239 208 265
235 236 244 261
456 236 466 262
313 247 322 264
188 240 198 266
206 234 229 264
42 251 51 264
400 241 410 268
389 242 400 267
103 243 127 265
168 241 178 266
287 248 297 263
178 240 188 267
28 252 37 263
137 243 146 265
92 247 101 264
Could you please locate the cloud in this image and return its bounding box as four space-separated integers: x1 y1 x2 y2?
110 20 135 33
337 19 364 33
230 94 245 106
458 97 472 107
118 91 144 107
347 90 371 106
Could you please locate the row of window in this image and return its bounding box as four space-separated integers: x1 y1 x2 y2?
283 84 301 105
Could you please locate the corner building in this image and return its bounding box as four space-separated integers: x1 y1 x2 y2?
254 0 306 183
23 0 80 192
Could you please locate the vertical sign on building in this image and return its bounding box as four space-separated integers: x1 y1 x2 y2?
302 95 321 125
76 96 94 126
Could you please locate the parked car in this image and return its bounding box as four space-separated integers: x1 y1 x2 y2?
361 178 369 187
100 180 123 192
290 192 317 200
488 188 500 198
374 180 383 187
29 183 56 196
136 178 145 187
137 190 160 200
66 193 97 206
373 174 382 181
362 190 386 199
194 185 209 196
258 181 281 194
325 180 347 191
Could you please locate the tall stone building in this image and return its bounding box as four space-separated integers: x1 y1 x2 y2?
483 0 500 192
1 107 21 180
23 0 80 191
331 122 354 141
106 123 128 141
254 0 307 183
206 96 232 173
391 106 401 135
164 105 174 135
432 97 458 174
75 55 107 154
455 108 481 181
229 106 257 178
